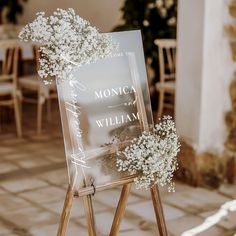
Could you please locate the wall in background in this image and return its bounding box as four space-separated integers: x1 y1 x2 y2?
18 0 124 32
176 0 234 154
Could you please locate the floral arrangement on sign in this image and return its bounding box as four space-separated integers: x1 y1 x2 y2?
18 8 117 83
117 116 180 192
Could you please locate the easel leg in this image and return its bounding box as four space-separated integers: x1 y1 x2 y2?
83 195 97 236
150 185 168 236
109 183 132 236
57 186 74 236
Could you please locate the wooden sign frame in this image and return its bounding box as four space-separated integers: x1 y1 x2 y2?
56 32 168 236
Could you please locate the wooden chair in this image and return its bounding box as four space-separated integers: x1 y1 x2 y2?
155 39 176 120
19 45 57 135
0 43 22 137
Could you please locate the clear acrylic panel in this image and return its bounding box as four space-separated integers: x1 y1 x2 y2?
56 30 153 190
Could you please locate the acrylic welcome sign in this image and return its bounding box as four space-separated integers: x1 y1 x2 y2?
57 30 153 190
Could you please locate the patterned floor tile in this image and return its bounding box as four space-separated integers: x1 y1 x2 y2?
30 222 87 236
167 214 226 236
0 194 31 212
0 222 11 235
3 206 59 229
94 188 141 209
219 184 236 199
0 178 48 193
119 229 154 236
163 187 231 214
36 169 67 186
13 158 51 169
87 211 136 235
0 162 19 175
19 186 66 204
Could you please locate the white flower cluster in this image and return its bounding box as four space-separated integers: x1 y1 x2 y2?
117 116 180 191
19 8 117 83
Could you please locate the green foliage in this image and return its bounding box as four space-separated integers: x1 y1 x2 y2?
113 0 177 81
0 0 27 24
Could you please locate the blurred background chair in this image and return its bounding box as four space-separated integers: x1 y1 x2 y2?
19 45 57 135
155 39 176 120
0 42 22 137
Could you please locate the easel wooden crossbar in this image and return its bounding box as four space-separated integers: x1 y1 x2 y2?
57 175 168 236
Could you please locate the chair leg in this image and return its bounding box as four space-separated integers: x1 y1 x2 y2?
173 93 176 119
0 107 2 133
157 89 165 121
37 95 44 135
47 98 52 122
13 95 22 138
18 90 23 118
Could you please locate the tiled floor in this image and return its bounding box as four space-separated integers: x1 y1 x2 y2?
0 103 236 236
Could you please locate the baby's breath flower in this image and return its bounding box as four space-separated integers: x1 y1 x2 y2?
19 8 118 83
116 116 180 191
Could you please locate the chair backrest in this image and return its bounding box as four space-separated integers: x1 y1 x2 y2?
155 39 177 83
0 42 19 87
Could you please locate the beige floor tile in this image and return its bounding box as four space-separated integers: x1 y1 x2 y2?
30 222 87 236
131 184 176 201
0 222 11 235
3 153 31 160
167 214 226 236
37 169 68 186
0 187 6 195
163 187 231 214
19 186 66 204
119 229 154 236
126 200 185 222
0 162 19 174
0 194 31 212
2 235 19 236
0 137 26 146
3 206 59 229
174 181 198 193
43 197 107 219
219 184 236 198
130 185 150 199
94 188 141 209
43 200 86 218
13 158 51 168
0 178 48 193
24 143 51 151
44 154 66 163
0 147 14 155
163 204 186 221
126 201 156 222
84 212 136 235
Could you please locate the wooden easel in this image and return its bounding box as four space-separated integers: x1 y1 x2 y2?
57 176 167 236
57 54 168 236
